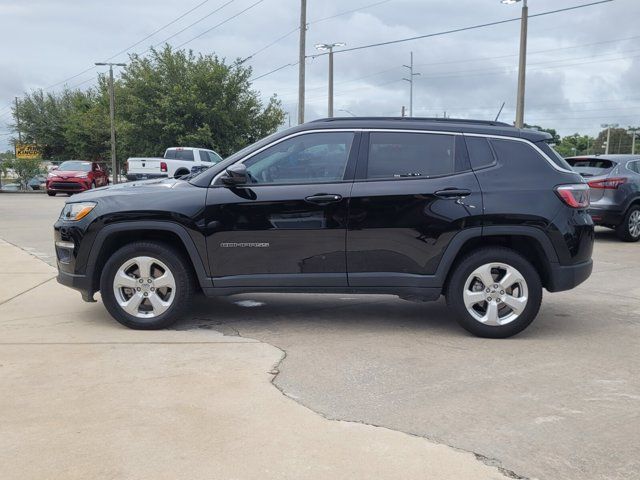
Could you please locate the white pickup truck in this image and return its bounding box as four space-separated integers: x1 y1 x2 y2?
126 147 223 181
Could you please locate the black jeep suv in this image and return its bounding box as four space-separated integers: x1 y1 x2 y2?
54 118 594 338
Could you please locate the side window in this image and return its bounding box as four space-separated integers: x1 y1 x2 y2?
367 132 456 179
465 136 496 170
628 161 640 173
244 132 354 184
199 151 211 162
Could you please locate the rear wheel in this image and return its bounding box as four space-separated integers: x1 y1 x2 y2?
174 169 190 179
100 241 194 329
47 191 56 197
446 247 542 338
615 205 640 242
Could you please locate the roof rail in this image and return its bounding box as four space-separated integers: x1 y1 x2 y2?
310 117 512 127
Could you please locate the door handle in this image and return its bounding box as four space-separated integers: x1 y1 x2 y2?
305 193 343 205
434 188 471 199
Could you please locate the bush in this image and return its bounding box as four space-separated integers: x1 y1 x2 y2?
4 158 43 190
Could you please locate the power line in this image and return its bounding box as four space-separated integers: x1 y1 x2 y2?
307 0 614 59
174 0 265 49
42 0 220 91
238 0 395 65
149 0 236 50
251 61 300 81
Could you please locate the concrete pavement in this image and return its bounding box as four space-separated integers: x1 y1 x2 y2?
0 239 506 480
2 193 639 479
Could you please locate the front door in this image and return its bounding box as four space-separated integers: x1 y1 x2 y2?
205 131 359 288
347 131 482 287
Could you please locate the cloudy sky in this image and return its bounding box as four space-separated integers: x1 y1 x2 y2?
1 0 638 151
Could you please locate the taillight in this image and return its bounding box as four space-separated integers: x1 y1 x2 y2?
555 184 590 209
160 162 168 173
587 177 627 189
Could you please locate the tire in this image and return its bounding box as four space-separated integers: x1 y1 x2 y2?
445 247 543 338
174 170 189 179
47 191 56 197
615 205 640 242
100 241 194 329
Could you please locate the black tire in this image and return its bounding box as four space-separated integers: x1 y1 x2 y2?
174 169 189 179
100 241 194 329
47 191 56 197
445 247 543 339
615 205 640 242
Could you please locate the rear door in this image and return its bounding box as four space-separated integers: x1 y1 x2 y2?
346 131 482 287
205 130 359 288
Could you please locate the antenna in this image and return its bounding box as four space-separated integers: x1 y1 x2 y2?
494 102 506 122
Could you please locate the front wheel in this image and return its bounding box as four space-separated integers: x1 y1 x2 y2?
47 191 56 197
100 241 194 329
446 247 542 338
615 205 640 242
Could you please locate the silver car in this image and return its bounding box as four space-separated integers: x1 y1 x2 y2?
567 155 640 242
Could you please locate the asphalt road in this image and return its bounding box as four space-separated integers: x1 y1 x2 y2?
1 193 638 480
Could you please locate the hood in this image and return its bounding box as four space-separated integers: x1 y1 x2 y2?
68 177 187 202
50 170 89 177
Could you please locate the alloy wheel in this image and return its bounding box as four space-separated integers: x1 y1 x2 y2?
463 262 529 326
628 210 640 238
113 256 176 318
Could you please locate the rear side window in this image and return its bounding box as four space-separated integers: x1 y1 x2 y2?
536 142 573 170
465 136 496 170
628 161 640 173
165 149 195 161
490 139 561 171
367 132 456 179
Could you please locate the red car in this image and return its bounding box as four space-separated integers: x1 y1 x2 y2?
46 161 109 196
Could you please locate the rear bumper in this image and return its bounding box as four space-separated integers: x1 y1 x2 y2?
126 173 168 181
546 259 593 292
589 206 623 226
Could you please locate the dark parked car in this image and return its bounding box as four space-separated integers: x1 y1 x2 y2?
46 160 109 196
567 155 640 241
54 118 594 338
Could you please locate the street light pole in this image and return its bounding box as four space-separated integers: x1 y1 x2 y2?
501 0 528 128
95 62 126 184
402 52 420 117
315 43 346 118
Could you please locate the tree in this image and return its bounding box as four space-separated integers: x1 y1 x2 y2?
593 127 634 154
554 134 596 157
116 46 285 159
4 158 43 190
524 124 561 144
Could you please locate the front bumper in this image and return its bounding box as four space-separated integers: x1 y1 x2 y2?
57 269 95 302
546 259 593 292
47 179 91 192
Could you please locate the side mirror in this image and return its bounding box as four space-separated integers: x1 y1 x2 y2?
222 163 248 186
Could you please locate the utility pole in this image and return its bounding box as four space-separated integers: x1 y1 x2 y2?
402 52 420 117
628 128 639 155
14 97 22 144
501 0 528 128
297 0 307 125
602 123 618 155
315 42 345 118
95 62 126 183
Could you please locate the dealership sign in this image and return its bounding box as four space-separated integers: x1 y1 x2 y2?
16 144 41 159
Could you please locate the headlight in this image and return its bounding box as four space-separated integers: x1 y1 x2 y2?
60 202 96 221
76 173 88 178
47 173 56 179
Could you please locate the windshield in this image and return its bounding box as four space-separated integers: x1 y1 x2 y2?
567 158 617 177
58 161 91 171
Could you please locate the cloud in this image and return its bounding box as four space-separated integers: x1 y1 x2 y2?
1 0 638 151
